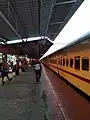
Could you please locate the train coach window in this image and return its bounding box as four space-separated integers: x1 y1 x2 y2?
61 59 62 65
63 59 65 66
66 58 69 67
58 60 60 65
50 59 57 64
70 58 73 67
82 57 89 71
75 57 80 70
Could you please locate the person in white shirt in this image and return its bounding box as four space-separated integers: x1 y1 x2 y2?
34 61 42 83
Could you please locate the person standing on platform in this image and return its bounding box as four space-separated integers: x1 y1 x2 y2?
1 64 12 85
15 60 20 75
11 61 13 70
34 60 42 83
21 61 25 72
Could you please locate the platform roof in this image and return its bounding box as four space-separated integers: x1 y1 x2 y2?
7 38 52 58
0 0 83 58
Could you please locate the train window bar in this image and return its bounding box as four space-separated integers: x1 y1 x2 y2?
58 60 60 65
82 57 89 71
75 56 80 70
63 59 65 66
61 58 62 66
66 58 69 67
50 59 57 64
70 58 73 68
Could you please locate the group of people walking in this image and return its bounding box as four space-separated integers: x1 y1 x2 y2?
0 58 42 85
0 58 28 85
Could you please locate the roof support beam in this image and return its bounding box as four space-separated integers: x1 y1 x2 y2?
38 0 41 36
44 0 77 41
0 37 7 44
53 0 84 40
28 0 35 30
50 21 63 25
55 0 77 6
7 0 25 42
44 0 57 41
0 11 24 42
47 33 56 35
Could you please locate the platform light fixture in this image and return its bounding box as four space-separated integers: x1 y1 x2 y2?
7 36 49 44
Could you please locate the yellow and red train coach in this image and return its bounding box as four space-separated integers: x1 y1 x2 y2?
43 35 90 96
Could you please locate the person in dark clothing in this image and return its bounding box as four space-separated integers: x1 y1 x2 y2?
1 65 12 85
11 61 13 69
21 61 25 72
15 61 19 75
12 65 16 72
34 61 42 83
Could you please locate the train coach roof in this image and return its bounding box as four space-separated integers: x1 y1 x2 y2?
52 34 90 55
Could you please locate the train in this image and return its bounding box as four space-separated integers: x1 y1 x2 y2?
42 35 90 97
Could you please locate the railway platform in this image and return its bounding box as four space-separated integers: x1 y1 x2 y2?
0 67 46 120
0 65 90 120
